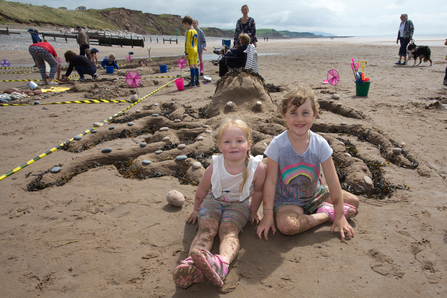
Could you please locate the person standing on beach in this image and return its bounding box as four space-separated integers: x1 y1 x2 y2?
395 14 414 65
182 15 199 87
444 39 447 86
234 4 257 48
76 26 90 56
28 41 60 85
27 29 42 44
27 29 42 67
193 19 207 76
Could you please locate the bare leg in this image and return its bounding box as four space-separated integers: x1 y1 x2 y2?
188 218 219 255
174 218 218 288
218 222 240 265
199 53 204 74
56 63 61 81
326 190 360 209
276 205 330 236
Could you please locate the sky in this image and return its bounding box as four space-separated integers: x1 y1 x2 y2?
9 0 447 36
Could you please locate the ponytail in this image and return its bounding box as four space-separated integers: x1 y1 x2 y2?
239 150 251 193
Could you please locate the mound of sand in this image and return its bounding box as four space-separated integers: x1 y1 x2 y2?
206 70 275 117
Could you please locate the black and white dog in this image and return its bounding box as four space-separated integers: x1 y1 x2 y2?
407 41 432 66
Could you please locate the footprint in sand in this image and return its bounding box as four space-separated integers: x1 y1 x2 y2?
368 249 405 278
411 240 442 284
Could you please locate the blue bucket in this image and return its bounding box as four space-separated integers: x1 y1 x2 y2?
106 65 114 74
159 65 167 73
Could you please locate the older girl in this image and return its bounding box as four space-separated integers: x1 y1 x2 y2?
257 85 359 241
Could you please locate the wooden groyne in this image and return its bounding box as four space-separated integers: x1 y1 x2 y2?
0 27 145 48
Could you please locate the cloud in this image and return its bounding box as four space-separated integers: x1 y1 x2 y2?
8 0 447 36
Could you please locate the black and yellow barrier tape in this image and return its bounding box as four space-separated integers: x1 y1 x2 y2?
1 99 133 106
1 70 35 75
0 74 79 83
0 75 183 181
146 75 177 79
1 66 35 70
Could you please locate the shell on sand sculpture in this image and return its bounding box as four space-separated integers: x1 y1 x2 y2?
206 72 275 117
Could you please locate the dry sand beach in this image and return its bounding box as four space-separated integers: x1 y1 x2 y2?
0 35 447 297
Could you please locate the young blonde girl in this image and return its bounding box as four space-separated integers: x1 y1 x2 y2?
257 85 359 241
173 119 266 288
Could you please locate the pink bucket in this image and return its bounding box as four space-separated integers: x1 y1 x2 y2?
175 78 184 91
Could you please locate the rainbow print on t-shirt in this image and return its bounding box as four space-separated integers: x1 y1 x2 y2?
280 162 319 185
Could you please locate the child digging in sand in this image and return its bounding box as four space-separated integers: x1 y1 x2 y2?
257 85 359 241
173 119 266 288
101 53 119 70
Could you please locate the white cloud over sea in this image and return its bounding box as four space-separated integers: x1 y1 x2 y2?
9 0 447 36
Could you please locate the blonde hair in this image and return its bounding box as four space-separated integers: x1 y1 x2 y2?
238 33 250 46
216 119 252 193
108 53 116 60
280 84 319 115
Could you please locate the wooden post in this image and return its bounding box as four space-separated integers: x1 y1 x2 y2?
7 27 9 36
65 34 67 43
131 36 133 48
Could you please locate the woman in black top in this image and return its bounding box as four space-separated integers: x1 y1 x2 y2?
62 50 98 81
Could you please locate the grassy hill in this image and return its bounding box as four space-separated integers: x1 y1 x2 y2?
0 1 325 38
0 1 118 30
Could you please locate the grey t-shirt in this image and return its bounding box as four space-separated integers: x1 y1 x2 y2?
264 130 333 206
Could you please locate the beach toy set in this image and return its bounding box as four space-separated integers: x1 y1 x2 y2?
351 58 370 96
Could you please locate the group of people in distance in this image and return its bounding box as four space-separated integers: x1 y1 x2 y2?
181 16 207 88
182 4 259 86
27 25 122 84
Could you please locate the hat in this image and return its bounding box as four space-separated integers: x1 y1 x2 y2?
27 29 34 32
76 26 81 29
91 48 99 54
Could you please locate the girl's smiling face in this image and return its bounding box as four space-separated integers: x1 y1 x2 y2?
281 99 317 138
218 125 251 163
